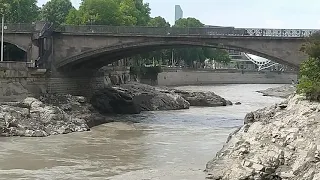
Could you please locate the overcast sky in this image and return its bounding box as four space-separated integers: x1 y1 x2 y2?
37 0 320 29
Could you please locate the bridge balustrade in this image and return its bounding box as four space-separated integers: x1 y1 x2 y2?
2 22 319 38
3 23 34 32
56 25 319 37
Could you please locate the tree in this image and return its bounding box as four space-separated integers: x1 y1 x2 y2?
2 0 39 23
148 16 170 27
297 32 320 101
133 0 151 26
40 0 73 26
65 0 151 26
66 0 122 25
65 8 82 25
174 17 204 27
118 0 138 25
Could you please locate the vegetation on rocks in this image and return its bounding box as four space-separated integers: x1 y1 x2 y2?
298 32 320 101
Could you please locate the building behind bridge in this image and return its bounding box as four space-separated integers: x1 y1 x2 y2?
175 5 183 22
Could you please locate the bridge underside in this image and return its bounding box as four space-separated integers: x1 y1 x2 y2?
54 37 307 71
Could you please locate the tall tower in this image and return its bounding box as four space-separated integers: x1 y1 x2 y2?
175 5 183 22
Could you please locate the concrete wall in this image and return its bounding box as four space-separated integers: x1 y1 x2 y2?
157 70 298 86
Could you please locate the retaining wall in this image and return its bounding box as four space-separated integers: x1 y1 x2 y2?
157 70 298 86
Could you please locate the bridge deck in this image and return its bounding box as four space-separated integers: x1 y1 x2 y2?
3 23 319 38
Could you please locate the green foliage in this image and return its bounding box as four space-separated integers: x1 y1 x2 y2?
70 0 121 25
65 0 151 26
174 17 204 27
297 58 320 101
148 16 170 27
65 8 82 25
2 0 39 23
297 32 320 101
133 0 151 26
300 32 320 60
130 65 162 80
40 0 73 26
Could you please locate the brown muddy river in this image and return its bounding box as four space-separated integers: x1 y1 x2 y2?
0 84 284 180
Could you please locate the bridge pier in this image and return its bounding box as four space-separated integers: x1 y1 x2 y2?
47 66 131 97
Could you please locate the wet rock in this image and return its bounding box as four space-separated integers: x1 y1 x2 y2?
117 82 190 111
174 90 233 107
90 87 141 114
206 95 320 180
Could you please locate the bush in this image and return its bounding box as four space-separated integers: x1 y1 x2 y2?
129 65 162 80
297 58 320 101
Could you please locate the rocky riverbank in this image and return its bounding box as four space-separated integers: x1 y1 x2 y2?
205 95 320 180
0 82 233 137
257 85 296 98
0 94 115 137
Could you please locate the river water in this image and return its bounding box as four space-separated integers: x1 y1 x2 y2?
0 84 284 180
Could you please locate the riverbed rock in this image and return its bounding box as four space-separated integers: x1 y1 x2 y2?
117 82 190 111
90 83 190 113
205 95 320 180
39 94 114 128
0 97 89 137
257 85 296 98
174 89 233 107
91 87 141 114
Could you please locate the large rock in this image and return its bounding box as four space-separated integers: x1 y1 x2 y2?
90 87 141 114
119 82 190 111
90 83 190 114
257 85 296 98
39 94 113 128
205 95 320 180
174 89 233 107
0 97 89 137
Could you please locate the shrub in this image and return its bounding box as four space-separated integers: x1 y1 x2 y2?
130 65 162 80
297 58 320 101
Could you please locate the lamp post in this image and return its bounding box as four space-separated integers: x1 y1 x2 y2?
1 13 4 62
0 3 8 62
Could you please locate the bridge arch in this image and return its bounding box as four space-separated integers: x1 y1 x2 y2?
2 37 28 52
56 39 302 70
1 37 28 62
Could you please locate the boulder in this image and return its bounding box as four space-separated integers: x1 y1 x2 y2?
119 82 190 111
174 89 233 107
91 87 141 114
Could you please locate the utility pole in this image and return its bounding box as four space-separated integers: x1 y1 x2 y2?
171 49 174 66
1 13 4 62
0 3 8 62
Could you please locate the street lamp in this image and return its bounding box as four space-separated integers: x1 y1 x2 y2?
0 3 9 62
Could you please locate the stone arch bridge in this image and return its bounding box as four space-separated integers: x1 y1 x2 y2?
53 26 315 71
2 23 317 96
2 23 316 71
